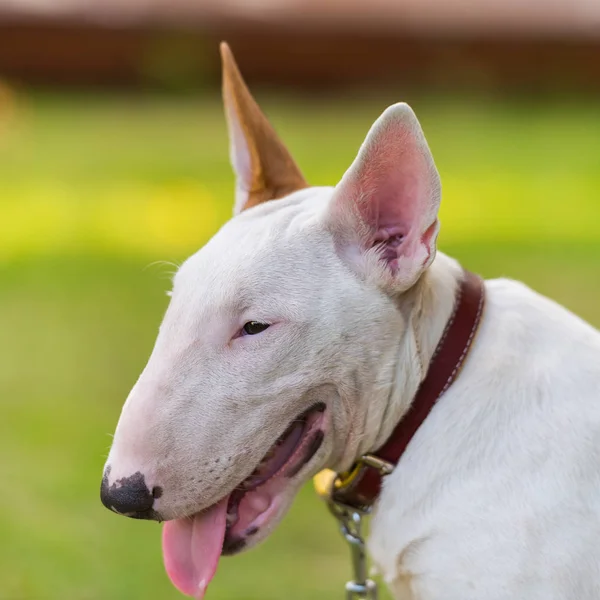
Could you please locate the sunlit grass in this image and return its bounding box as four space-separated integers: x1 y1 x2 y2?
1 91 599 600
1 181 225 260
1 92 600 263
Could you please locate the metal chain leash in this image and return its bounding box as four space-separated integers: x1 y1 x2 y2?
315 453 395 599
327 500 378 600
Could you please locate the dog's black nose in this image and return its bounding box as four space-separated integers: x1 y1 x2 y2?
100 469 160 519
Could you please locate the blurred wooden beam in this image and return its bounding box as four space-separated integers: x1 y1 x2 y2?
0 12 599 91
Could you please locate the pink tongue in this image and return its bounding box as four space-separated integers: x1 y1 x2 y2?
162 497 229 599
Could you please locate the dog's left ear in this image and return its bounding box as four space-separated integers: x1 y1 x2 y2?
220 42 307 215
327 103 441 292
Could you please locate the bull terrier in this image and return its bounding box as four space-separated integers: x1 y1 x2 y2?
101 43 600 600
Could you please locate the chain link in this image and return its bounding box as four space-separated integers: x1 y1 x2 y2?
328 501 378 600
318 454 394 599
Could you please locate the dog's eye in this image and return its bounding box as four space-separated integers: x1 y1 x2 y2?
242 321 270 336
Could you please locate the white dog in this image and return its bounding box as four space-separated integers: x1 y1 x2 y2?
101 43 600 600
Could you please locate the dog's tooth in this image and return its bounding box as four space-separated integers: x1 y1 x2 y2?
263 446 276 463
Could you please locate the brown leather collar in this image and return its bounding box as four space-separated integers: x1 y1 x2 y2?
320 269 485 512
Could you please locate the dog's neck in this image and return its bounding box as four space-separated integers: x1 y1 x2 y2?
345 252 464 467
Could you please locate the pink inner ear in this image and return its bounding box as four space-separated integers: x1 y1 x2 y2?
373 225 406 270
331 104 440 282
354 125 427 238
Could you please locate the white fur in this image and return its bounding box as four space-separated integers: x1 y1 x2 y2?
104 103 600 599
369 271 600 599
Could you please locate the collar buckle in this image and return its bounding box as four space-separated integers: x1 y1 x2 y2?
358 453 394 476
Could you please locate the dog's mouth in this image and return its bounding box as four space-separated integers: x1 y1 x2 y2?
224 401 326 552
162 402 326 599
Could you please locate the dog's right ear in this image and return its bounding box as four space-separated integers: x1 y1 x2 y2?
220 42 307 215
327 103 441 293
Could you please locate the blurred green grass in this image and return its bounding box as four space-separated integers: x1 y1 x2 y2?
1 90 600 600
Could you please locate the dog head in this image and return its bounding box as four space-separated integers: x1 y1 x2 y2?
101 43 441 598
